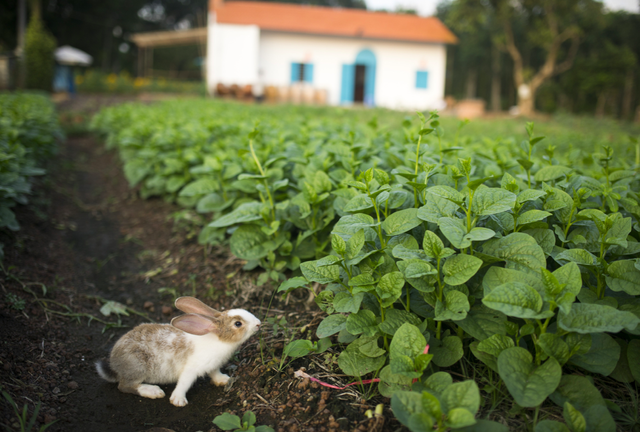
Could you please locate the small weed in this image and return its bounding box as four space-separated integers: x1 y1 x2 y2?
212 410 274 432
158 287 181 303
1 389 56 432
5 293 26 311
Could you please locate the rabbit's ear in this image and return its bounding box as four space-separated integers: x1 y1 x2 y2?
171 314 218 336
175 297 221 317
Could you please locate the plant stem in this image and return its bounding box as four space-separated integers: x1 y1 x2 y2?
249 139 276 222
414 133 423 208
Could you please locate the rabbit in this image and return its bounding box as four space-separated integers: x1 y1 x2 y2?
95 296 261 407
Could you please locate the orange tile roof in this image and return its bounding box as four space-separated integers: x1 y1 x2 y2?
210 1 458 44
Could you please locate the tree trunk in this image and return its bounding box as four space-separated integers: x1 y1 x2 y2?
491 45 501 111
621 69 634 120
595 91 607 118
465 69 477 99
518 93 534 116
517 82 537 116
500 4 580 117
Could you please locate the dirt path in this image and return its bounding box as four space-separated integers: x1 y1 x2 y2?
1 134 386 432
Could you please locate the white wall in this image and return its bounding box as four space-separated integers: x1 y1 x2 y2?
259 31 447 110
206 17 260 93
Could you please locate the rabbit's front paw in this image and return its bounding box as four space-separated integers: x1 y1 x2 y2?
170 392 188 407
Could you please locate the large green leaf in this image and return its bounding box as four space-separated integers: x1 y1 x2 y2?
379 309 422 335
300 260 340 284
333 292 364 314
483 266 544 295
376 272 405 307
229 224 269 260
470 187 516 216
497 347 562 407
440 380 480 415
389 323 427 360
558 303 640 334
443 254 483 285
431 336 464 367
438 217 469 249
550 375 616 432
212 412 242 430
382 208 422 236
537 333 571 365
482 233 546 274
458 309 506 341
457 420 509 432
316 314 347 338
555 249 596 266
418 194 459 223
534 165 572 182
628 339 640 383
422 230 445 259
344 193 374 213
482 282 546 319
534 421 570 432
346 309 379 337
338 346 386 377
569 332 620 376
391 391 434 432
476 334 514 358
428 185 464 204
332 213 376 241
518 209 552 226
178 178 218 197
209 201 263 227
435 290 470 321
605 260 640 295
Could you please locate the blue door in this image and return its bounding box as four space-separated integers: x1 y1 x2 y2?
340 49 376 106
340 64 355 104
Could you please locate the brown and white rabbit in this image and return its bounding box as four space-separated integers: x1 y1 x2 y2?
96 296 261 407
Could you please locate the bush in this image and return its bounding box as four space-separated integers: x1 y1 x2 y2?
24 12 56 92
92 100 640 431
0 93 62 234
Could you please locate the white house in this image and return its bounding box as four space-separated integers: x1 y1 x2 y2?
206 0 457 110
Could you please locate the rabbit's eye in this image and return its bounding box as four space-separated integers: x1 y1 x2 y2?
234 321 242 328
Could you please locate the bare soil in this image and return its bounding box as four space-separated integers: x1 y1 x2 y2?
0 128 392 432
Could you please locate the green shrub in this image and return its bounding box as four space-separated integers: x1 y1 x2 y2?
24 12 56 92
0 93 62 234
92 100 640 431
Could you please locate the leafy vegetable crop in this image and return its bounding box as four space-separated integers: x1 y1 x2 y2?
0 93 61 236
92 100 640 431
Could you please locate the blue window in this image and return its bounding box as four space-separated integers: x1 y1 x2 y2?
416 70 429 89
290 62 314 83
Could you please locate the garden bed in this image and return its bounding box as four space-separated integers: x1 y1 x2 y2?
0 133 391 432
2 97 639 432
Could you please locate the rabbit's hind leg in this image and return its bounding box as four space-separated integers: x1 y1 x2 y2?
118 381 165 399
208 369 230 386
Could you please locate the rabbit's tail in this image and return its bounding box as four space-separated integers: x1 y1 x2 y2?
96 359 118 383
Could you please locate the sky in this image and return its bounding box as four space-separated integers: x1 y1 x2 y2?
365 0 640 16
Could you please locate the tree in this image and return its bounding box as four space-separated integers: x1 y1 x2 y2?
494 0 601 116
438 0 500 108
24 0 56 91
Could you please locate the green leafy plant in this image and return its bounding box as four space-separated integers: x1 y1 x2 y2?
92 100 640 431
4 293 26 311
276 337 332 372
24 9 57 92
1 389 57 432
0 94 61 235
212 411 274 432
